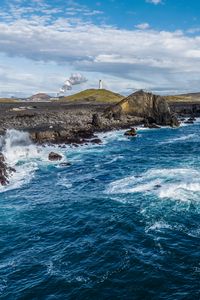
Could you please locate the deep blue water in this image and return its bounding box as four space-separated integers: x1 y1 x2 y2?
0 124 200 299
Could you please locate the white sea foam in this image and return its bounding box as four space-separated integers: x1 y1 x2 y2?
146 221 172 232
160 133 198 145
106 168 200 202
180 118 200 127
97 130 127 144
0 129 64 192
56 177 72 189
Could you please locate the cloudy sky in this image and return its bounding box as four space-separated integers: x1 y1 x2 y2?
1 0 200 97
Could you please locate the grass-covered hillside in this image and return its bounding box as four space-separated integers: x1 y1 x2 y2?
59 89 124 103
166 93 200 103
0 98 17 103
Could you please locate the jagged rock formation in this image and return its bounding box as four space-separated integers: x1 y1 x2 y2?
105 90 179 127
0 153 16 185
92 114 102 128
30 127 100 145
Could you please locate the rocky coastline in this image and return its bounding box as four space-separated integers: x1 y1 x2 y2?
0 90 180 145
0 90 195 186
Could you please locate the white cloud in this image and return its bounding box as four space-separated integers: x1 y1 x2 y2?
146 0 162 5
0 1 200 96
135 23 150 30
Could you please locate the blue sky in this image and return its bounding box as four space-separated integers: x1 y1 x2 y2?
0 0 200 97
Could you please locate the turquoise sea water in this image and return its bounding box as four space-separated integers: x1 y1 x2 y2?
0 123 200 299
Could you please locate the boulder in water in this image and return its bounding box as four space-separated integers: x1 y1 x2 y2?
124 128 137 137
90 138 102 144
48 152 62 161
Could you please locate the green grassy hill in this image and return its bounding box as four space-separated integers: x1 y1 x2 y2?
58 89 124 103
166 93 200 103
0 98 17 103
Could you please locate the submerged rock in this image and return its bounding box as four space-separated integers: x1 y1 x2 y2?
48 152 62 161
124 128 137 137
59 162 71 167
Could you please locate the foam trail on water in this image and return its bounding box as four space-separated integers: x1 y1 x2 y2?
106 168 200 202
160 133 198 145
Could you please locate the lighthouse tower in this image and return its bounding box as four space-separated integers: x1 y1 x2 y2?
99 80 103 89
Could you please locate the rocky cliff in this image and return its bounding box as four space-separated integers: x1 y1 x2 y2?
105 90 179 127
169 102 200 117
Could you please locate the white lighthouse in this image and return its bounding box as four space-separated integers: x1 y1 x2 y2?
99 80 103 89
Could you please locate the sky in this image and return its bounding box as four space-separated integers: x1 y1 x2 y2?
1 0 200 97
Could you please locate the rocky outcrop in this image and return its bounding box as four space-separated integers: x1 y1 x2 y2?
92 114 102 128
0 153 16 185
30 128 99 145
105 90 179 127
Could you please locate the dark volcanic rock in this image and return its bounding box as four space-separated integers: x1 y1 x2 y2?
105 90 179 127
0 153 16 186
48 152 62 161
90 138 102 144
124 128 137 137
188 117 196 121
184 120 194 124
92 114 101 128
30 127 96 145
170 102 200 117
144 120 161 129
170 114 180 127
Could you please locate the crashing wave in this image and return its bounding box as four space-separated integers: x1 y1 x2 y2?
0 129 63 192
106 168 200 202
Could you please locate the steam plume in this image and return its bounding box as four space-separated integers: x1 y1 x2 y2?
59 73 87 95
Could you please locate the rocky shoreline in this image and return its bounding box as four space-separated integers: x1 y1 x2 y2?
0 90 180 145
0 90 196 186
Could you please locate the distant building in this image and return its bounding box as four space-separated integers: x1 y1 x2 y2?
99 80 103 89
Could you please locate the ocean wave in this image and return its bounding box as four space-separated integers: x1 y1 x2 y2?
145 221 172 233
160 133 198 144
0 129 65 192
106 168 200 201
98 130 127 144
56 177 73 189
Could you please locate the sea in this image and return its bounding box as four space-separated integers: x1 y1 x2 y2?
0 122 199 300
